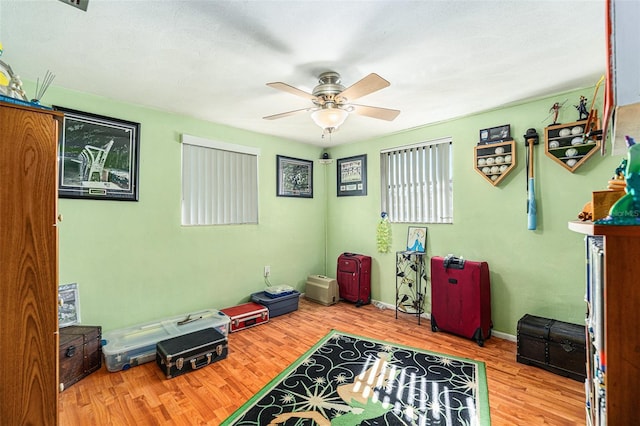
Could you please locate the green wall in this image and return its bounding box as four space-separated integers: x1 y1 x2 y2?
43 83 621 336
324 86 620 335
45 86 326 331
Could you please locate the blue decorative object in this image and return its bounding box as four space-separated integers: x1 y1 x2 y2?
0 93 53 110
596 136 640 225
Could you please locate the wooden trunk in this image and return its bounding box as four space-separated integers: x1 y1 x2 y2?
516 314 586 382
59 325 102 391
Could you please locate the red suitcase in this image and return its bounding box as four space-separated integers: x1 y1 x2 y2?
221 302 269 332
430 256 492 346
337 253 371 307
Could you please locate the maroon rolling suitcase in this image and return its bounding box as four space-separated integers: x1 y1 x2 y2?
337 253 371 307
430 256 492 346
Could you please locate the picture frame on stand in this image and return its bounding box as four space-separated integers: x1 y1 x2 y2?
406 226 427 253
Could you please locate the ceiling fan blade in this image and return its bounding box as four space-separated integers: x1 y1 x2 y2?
266 82 317 101
337 73 390 102
263 107 315 120
351 104 400 121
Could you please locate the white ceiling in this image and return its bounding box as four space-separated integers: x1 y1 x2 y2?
1 0 605 147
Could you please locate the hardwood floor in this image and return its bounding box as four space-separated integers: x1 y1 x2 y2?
59 298 585 425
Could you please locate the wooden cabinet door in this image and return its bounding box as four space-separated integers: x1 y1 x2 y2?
0 103 61 425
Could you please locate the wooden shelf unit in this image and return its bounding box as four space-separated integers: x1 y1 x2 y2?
545 118 600 172
474 140 516 186
0 101 62 425
568 221 640 425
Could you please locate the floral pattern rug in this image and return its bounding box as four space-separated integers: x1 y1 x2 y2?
222 330 489 425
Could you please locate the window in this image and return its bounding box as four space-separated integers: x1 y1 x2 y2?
181 134 260 225
380 138 453 224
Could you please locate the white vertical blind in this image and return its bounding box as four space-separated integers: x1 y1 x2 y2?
181 135 259 226
380 138 453 224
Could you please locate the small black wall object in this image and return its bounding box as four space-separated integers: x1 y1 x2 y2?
524 128 539 146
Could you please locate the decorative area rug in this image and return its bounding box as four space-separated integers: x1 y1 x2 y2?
222 330 490 425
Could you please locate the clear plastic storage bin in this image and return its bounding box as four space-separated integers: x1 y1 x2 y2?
102 309 230 372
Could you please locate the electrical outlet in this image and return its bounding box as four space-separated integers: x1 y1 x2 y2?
264 266 270 277
57 0 89 11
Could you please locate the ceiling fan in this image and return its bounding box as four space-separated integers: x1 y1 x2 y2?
263 71 400 134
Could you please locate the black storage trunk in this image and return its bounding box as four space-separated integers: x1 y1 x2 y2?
516 314 586 382
156 328 228 379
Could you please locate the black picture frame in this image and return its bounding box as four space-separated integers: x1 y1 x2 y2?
276 155 313 198
479 124 511 145
55 106 140 201
337 154 367 197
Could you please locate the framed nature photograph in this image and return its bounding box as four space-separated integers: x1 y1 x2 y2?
55 106 140 201
337 154 367 197
276 155 313 198
406 226 427 253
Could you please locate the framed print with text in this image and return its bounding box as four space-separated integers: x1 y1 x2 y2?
337 154 367 197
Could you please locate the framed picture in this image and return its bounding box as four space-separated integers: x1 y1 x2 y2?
276 155 313 198
479 124 511 145
58 283 80 328
337 154 367 197
406 226 427 253
55 106 140 201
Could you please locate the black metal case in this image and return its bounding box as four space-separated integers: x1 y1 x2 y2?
516 314 586 382
156 328 228 379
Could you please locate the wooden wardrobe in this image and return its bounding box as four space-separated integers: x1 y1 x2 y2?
0 101 62 425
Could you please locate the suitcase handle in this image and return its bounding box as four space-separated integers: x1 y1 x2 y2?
190 353 213 370
232 312 267 327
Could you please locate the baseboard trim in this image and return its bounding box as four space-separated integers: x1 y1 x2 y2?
370 299 516 342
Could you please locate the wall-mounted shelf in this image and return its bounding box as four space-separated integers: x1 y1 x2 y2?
474 140 516 186
544 118 600 172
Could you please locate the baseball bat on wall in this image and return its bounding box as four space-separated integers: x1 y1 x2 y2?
524 128 539 230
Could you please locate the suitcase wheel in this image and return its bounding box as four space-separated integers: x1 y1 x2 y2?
473 328 485 347
430 315 439 332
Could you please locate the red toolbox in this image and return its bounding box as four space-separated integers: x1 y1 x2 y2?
221 302 269 332
430 255 492 346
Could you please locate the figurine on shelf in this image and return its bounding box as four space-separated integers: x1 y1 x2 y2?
596 136 640 225
545 99 567 125
0 41 10 95
0 41 28 101
575 96 589 120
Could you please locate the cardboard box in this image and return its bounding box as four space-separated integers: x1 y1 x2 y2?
592 190 625 221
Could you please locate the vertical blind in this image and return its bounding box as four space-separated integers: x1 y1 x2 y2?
182 135 259 225
380 138 453 224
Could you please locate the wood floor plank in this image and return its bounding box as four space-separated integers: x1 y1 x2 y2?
59 298 585 425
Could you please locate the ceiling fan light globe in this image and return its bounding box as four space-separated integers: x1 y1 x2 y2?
311 108 348 131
